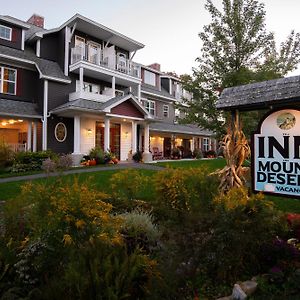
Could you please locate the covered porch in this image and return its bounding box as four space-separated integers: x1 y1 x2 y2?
0 99 42 152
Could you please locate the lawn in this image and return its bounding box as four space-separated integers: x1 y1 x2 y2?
0 158 299 213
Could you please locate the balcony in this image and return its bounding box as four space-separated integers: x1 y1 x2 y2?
69 89 114 103
70 45 141 78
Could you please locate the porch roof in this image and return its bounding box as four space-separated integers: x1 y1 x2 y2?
0 99 42 118
217 75 300 111
51 93 153 119
150 122 214 136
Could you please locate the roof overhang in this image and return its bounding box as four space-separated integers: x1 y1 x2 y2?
36 14 144 52
0 16 31 29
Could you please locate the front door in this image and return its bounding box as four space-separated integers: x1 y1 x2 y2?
182 139 191 158
95 121 120 159
163 137 171 158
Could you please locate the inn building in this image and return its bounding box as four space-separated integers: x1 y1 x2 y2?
0 13 215 163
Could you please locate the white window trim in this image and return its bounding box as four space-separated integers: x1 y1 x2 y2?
163 104 169 118
0 24 12 41
144 70 156 86
144 99 155 116
203 137 210 152
0 66 17 95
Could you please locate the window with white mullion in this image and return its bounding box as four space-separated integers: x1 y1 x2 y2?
144 99 155 116
0 66 17 95
163 105 169 118
0 25 12 41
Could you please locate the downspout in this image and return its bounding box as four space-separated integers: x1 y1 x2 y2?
42 79 49 150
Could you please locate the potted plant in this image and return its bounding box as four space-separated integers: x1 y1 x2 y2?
132 151 143 163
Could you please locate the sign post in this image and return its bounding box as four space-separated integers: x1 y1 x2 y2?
252 109 300 198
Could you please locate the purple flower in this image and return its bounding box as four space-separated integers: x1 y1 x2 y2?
270 266 283 274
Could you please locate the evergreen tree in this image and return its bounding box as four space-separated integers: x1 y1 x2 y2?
180 0 300 138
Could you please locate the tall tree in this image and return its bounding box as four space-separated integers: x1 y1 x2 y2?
179 0 300 138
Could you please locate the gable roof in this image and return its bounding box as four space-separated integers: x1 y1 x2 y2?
51 94 152 119
217 75 300 111
0 45 70 83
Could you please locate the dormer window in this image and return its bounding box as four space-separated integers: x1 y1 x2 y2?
144 70 156 86
0 25 12 41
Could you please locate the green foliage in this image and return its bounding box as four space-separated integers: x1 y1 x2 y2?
120 208 161 253
0 179 159 299
12 150 57 173
180 0 300 138
89 146 105 164
0 141 14 170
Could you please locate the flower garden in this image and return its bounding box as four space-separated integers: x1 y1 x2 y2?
0 157 299 299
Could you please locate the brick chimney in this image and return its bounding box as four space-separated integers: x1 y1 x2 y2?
148 63 161 71
27 14 44 28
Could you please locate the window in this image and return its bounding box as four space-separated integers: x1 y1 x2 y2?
55 122 67 142
144 70 156 86
163 105 169 118
0 66 17 95
203 137 210 152
143 99 155 116
0 25 12 41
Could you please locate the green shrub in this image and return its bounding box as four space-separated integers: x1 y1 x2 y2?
11 150 57 173
120 208 161 253
89 146 105 164
0 141 14 169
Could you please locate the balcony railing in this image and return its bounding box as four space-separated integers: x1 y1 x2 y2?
69 90 113 103
8 143 26 152
70 45 141 78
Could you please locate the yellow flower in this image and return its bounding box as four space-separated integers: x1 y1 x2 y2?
75 219 85 229
21 236 30 248
62 234 73 246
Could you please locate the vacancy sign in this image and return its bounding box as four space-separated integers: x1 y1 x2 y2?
253 109 300 198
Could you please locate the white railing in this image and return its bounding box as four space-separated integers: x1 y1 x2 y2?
8 143 26 152
70 45 141 78
69 90 113 103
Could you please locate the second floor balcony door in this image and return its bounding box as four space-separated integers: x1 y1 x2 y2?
87 42 100 64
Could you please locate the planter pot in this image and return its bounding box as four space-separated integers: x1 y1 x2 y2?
89 159 97 166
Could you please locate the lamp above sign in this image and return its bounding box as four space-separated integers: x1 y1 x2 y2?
252 108 300 198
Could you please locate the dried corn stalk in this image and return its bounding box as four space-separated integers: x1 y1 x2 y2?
213 114 250 193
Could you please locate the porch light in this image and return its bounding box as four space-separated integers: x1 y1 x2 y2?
8 120 15 124
86 128 93 136
1 122 7 126
18 119 23 122
125 131 129 138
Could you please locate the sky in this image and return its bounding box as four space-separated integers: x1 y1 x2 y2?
3 0 300 76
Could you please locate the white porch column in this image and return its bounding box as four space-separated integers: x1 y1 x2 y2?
143 123 152 162
137 83 141 101
112 76 116 97
42 79 48 151
191 137 195 152
104 116 110 151
131 121 137 153
79 67 84 91
27 121 32 151
169 78 172 95
139 127 143 151
33 121 37 152
73 115 81 154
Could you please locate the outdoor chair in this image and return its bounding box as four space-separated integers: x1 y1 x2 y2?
152 147 163 160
